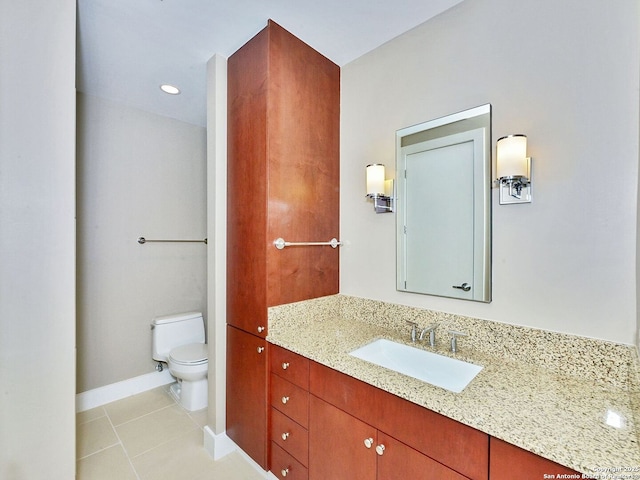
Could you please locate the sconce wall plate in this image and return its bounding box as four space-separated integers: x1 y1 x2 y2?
498 158 532 204
368 193 394 213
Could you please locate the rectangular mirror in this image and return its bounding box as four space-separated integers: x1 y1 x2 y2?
396 104 492 302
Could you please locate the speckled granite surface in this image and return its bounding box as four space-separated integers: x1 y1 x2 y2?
267 294 640 475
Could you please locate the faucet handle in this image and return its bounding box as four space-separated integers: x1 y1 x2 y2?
405 320 418 342
448 330 467 353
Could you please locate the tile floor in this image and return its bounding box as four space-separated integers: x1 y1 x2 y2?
76 385 266 480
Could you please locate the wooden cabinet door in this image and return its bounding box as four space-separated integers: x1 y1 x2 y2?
309 395 376 480
489 437 580 479
377 432 469 480
226 22 269 338
226 325 269 469
264 20 340 308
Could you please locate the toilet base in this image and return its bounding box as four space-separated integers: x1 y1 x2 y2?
168 382 181 403
169 378 208 411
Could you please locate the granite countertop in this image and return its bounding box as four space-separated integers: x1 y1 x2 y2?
267 306 640 476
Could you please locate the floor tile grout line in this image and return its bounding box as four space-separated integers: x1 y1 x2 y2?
109 399 179 428
116 387 176 419
105 404 142 480
75 441 121 461
76 406 107 427
76 414 119 461
127 424 203 462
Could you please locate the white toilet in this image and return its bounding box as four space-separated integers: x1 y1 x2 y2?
151 311 208 411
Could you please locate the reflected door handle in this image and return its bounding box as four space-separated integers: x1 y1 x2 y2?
452 282 471 292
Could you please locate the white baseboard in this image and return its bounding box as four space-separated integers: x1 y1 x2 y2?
203 428 275 479
76 369 175 412
203 427 236 461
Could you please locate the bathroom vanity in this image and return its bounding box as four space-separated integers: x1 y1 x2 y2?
269 344 581 480
267 295 640 478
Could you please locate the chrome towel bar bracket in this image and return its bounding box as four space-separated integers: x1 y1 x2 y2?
273 237 342 250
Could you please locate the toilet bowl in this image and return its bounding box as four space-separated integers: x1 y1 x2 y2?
151 312 208 412
167 343 208 411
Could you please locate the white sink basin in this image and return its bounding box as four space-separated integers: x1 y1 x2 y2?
349 338 482 393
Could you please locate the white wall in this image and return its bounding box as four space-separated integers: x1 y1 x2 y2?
341 0 640 345
0 1 77 478
76 93 207 392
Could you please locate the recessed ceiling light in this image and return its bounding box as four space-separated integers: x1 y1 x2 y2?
160 84 180 95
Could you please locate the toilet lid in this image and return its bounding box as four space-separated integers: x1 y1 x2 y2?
169 343 208 365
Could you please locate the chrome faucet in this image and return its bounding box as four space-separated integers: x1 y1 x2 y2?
419 324 437 348
405 320 418 342
449 330 467 353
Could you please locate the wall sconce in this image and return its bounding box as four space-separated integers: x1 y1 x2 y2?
366 164 394 213
496 134 532 204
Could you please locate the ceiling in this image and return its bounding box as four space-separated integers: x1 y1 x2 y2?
76 0 464 126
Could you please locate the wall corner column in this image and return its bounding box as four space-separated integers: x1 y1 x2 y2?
206 53 228 435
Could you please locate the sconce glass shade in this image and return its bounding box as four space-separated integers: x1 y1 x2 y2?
365 163 393 213
496 135 528 179
366 164 386 196
496 134 531 204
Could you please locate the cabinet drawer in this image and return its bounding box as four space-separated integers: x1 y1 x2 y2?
271 408 308 467
270 344 309 389
271 442 308 480
309 360 380 428
271 373 309 428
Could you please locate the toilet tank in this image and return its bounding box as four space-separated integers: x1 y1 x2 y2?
151 311 205 362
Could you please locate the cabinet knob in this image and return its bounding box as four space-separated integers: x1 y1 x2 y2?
257 346 265 354
281 396 290 404
281 432 290 441
282 362 290 370
376 444 386 456
363 437 374 449
281 468 289 477
257 326 265 333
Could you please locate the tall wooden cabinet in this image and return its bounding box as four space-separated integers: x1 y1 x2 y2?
226 20 340 469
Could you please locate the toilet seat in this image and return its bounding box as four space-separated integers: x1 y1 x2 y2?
169 343 208 366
